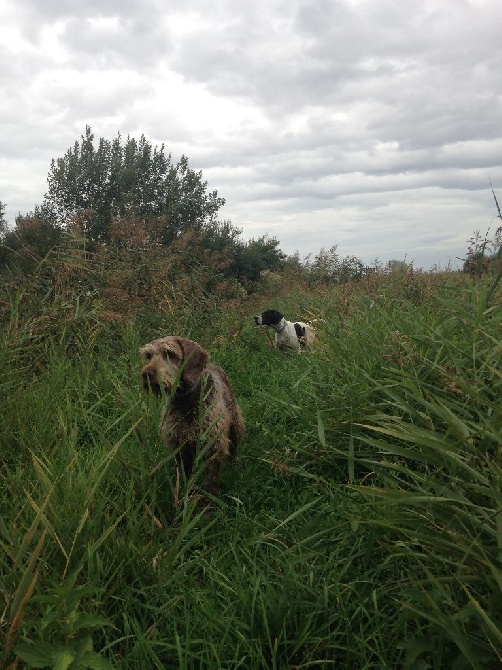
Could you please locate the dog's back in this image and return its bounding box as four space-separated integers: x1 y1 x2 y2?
206 363 245 455
294 321 315 348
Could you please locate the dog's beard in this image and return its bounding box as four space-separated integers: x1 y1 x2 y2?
143 372 172 397
143 379 162 396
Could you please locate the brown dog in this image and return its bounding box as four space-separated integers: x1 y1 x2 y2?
140 336 244 504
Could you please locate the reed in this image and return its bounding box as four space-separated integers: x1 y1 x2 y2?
1 270 500 668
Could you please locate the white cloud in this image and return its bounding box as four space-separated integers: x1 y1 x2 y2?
1 0 502 269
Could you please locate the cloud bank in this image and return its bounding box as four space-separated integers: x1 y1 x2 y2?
1 0 501 268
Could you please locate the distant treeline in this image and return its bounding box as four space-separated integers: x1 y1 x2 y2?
1 127 500 297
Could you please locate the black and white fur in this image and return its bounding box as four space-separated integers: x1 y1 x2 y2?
253 309 315 352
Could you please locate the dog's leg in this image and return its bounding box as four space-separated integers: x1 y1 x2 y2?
177 443 196 480
229 425 239 459
201 451 223 502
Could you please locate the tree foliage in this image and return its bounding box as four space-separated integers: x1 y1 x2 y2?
232 235 286 284
0 206 64 273
43 126 225 243
303 245 366 284
462 226 502 278
386 259 410 273
1 128 295 297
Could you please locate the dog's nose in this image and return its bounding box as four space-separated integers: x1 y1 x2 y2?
253 315 261 324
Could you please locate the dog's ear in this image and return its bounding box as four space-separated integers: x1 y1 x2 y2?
178 338 209 388
294 322 306 339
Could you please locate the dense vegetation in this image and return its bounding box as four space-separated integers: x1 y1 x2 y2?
0 127 288 289
1 131 501 668
1 256 501 668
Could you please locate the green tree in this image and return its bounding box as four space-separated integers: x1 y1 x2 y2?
461 224 502 279
231 235 286 284
201 219 243 253
386 259 410 273
43 126 225 243
305 245 340 283
0 206 64 272
339 255 365 283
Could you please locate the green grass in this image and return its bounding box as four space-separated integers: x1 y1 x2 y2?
1 274 501 668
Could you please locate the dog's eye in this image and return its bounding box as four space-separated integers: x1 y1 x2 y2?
144 352 152 361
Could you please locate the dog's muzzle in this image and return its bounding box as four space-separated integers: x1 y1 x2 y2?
253 315 262 325
142 368 166 397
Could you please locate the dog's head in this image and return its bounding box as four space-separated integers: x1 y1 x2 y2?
253 309 284 327
140 336 209 397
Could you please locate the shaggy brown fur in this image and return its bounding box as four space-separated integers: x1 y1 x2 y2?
140 336 244 504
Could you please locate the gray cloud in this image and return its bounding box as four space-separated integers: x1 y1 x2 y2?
1 0 502 268
59 15 171 69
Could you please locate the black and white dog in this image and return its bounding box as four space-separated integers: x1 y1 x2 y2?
253 309 315 352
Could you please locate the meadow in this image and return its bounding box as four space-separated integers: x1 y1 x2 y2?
1 268 501 669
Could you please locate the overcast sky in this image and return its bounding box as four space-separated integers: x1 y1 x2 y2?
1 0 501 269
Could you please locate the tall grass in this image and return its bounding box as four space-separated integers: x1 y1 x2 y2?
1 272 500 668
310 278 502 668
